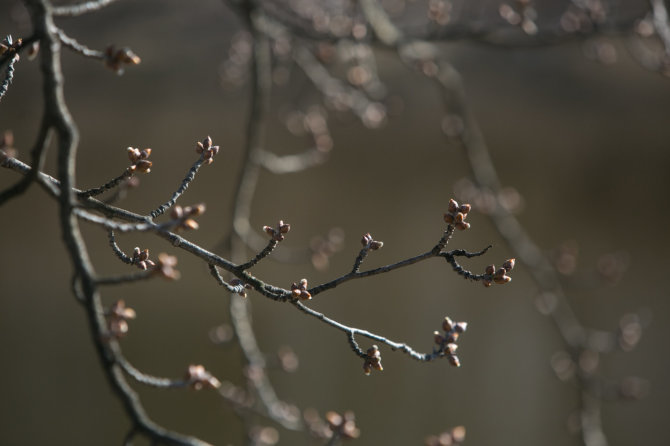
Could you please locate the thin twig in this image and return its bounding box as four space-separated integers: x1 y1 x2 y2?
53 0 119 16
149 156 205 219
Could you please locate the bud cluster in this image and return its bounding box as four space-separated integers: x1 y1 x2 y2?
444 198 471 230
106 299 136 338
362 345 383 375
170 204 206 231
433 316 467 367
290 278 311 300
425 425 466 446
360 232 383 250
105 45 141 74
483 258 515 287
127 147 152 173
185 364 221 390
325 411 360 440
263 220 291 241
195 136 220 164
132 247 155 270
154 253 180 280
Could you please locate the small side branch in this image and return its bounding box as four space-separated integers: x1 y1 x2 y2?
149 157 205 219
78 168 134 198
291 300 433 361
0 54 19 102
54 28 105 59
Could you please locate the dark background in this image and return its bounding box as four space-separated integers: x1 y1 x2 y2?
1 1 669 445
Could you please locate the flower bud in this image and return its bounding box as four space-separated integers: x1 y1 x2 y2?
502 258 516 272
448 199 459 213
442 316 454 332
454 322 468 333
369 240 383 250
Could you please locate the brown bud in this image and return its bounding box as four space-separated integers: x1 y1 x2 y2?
203 136 212 150
434 331 445 345
361 232 373 246
455 222 470 230
278 221 291 233
502 258 516 272
459 203 471 214
369 240 383 250
454 322 468 333
299 278 308 289
442 316 454 332
454 212 464 223
134 159 152 173
170 206 184 219
448 355 461 367
189 203 206 216
445 343 458 354
483 280 492 287
196 141 204 153
291 289 301 298
444 213 454 224
300 290 312 300
182 219 199 230
493 275 512 284
494 267 507 278
139 249 149 261
263 225 274 235
448 199 459 213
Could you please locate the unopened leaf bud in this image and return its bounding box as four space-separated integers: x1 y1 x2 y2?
448 355 461 367
454 322 468 333
493 275 512 284
459 203 471 214
434 331 445 345
485 264 496 275
442 316 454 331
182 219 199 230
300 290 312 300
369 240 383 250
278 221 291 233
134 159 152 173
448 199 459 213
171 206 184 219
203 136 212 150
502 258 516 272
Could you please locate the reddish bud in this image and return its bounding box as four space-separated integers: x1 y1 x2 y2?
442 316 454 332
448 199 459 213
503 258 516 272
